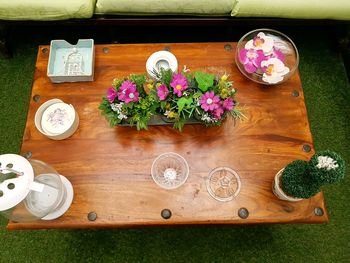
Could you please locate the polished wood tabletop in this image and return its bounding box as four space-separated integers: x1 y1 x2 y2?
8 43 328 229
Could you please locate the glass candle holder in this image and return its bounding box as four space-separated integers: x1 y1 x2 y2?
0 154 74 222
151 152 189 190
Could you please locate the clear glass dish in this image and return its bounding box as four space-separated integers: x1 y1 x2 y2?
235 28 299 85
151 152 189 190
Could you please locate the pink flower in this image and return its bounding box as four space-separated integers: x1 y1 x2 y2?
239 48 266 73
213 106 224 119
222 98 234 111
107 87 118 103
170 73 188 97
157 84 169 101
117 80 139 103
200 91 220 112
268 48 285 62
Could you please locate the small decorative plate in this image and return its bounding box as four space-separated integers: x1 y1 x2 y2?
206 167 241 202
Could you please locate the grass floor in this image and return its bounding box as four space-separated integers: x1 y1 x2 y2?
0 27 349 262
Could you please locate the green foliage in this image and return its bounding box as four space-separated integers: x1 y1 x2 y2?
159 68 172 86
129 74 146 95
309 150 346 185
280 151 346 199
98 97 123 126
177 97 193 113
281 160 321 199
194 71 214 92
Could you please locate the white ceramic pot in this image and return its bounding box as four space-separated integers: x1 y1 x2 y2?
146 51 178 79
272 168 303 202
34 99 79 140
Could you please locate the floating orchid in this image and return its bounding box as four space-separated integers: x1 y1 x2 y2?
261 58 290 84
245 32 274 54
239 48 266 73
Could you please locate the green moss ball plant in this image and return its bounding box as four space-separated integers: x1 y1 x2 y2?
273 151 346 201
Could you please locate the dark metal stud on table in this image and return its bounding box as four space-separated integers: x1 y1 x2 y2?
238 207 249 219
22 151 32 159
161 209 172 219
302 144 311 153
33 95 41 102
314 207 324 216
224 44 232 51
87 212 97 221
102 47 109 54
41 48 48 54
291 90 300 97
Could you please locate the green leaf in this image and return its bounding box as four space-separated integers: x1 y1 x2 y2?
160 68 173 86
193 92 203 99
195 72 214 92
177 97 193 113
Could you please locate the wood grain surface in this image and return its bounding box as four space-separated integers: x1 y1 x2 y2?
8 43 328 229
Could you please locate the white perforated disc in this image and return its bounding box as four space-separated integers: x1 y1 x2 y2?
0 154 34 211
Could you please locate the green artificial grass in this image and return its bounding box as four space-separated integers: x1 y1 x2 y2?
0 28 349 262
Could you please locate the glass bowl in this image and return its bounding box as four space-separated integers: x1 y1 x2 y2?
235 28 299 85
151 152 189 190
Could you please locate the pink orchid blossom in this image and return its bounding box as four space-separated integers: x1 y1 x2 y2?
268 48 285 62
239 48 266 73
199 91 220 112
170 73 188 97
157 84 169 101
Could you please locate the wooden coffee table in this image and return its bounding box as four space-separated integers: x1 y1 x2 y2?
9 43 328 229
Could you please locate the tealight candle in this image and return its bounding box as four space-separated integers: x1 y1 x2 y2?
146 51 178 79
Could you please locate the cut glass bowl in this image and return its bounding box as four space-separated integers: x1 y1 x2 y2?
151 152 189 190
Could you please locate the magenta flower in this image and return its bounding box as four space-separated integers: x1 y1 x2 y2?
200 91 220 112
213 106 224 120
268 47 285 62
107 87 118 103
222 98 234 111
170 73 188 97
157 84 169 101
239 48 266 73
117 80 139 103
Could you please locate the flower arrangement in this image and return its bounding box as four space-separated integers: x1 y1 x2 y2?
274 151 346 200
99 67 244 131
237 31 295 84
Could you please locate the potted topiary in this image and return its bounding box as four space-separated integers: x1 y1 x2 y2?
273 150 346 201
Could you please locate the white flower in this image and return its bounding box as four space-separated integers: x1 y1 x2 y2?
245 32 274 54
201 113 215 123
110 102 124 113
117 112 128 120
183 65 190 72
261 58 290 84
316 156 339 171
